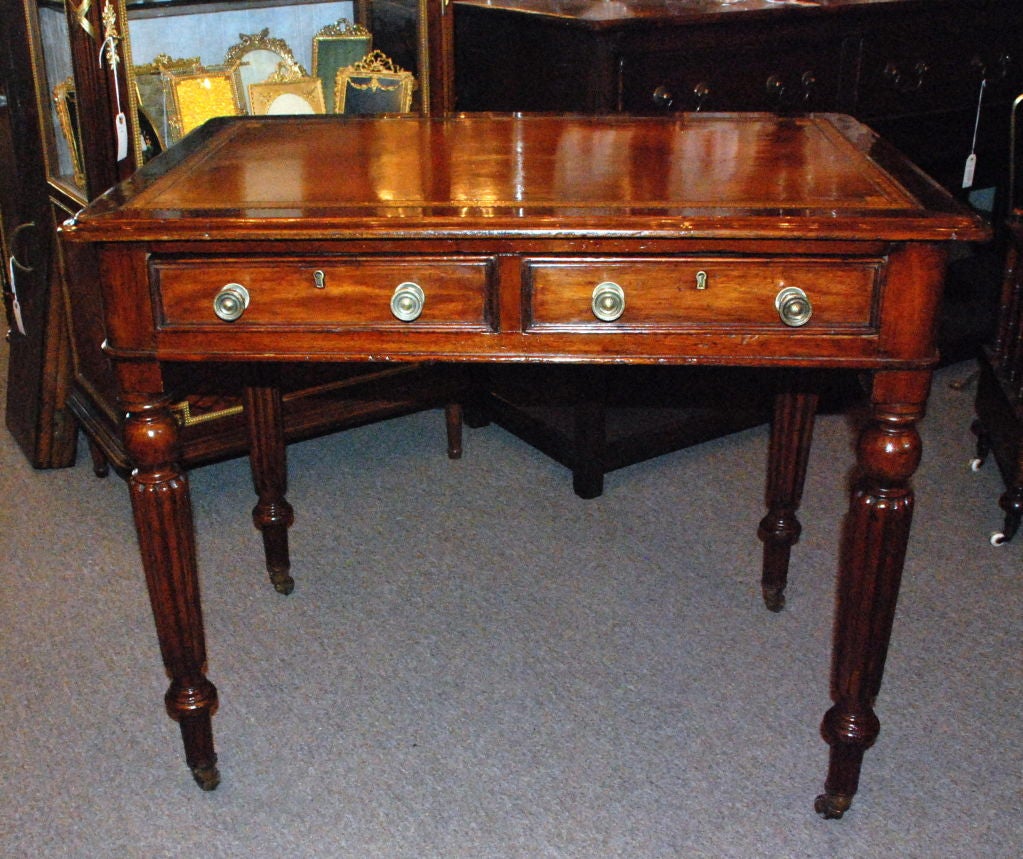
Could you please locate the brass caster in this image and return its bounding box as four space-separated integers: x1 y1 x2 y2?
970 457 984 472
990 532 1008 547
814 792 852 819
191 761 221 791
270 571 295 595
762 586 786 613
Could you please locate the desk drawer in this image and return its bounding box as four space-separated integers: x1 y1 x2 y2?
153 256 496 330
524 257 882 332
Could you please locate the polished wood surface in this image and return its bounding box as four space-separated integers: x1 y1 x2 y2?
84 113 962 235
65 113 989 817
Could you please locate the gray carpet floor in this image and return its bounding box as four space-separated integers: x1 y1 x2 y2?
1 354 1020 858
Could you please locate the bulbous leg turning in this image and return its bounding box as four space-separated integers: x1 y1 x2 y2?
816 370 927 817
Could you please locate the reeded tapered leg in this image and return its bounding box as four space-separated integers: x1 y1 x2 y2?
815 370 928 819
243 375 295 595
758 375 819 611
123 386 219 790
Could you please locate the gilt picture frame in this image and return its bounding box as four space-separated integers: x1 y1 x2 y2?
52 76 85 189
134 54 201 150
334 50 415 115
249 77 326 115
312 19 372 113
164 68 242 139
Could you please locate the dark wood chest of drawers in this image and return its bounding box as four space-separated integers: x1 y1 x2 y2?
454 0 1023 197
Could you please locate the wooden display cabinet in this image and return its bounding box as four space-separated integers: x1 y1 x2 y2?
453 0 1023 199
972 219 1023 545
1 0 458 473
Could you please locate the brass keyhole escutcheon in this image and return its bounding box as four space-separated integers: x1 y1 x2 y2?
313 270 326 289
695 270 708 290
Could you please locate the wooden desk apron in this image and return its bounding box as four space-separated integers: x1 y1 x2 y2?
62 113 989 818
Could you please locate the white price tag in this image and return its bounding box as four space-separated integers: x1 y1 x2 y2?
963 78 986 190
115 111 128 161
962 153 977 189
8 255 26 336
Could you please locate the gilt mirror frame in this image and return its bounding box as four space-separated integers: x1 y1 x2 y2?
249 64 326 116
224 28 306 114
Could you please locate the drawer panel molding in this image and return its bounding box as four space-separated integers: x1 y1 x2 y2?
153 255 498 331
524 256 884 333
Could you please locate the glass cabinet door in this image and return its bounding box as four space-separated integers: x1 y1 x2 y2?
0 1 80 467
118 0 440 163
23 0 88 198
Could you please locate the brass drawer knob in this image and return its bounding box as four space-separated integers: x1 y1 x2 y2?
592 281 626 322
391 281 425 321
775 286 813 327
212 282 250 321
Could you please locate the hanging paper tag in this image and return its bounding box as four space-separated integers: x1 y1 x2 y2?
962 152 977 189
115 111 128 161
8 255 26 336
99 32 129 163
963 78 986 189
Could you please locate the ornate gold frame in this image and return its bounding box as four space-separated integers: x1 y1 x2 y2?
52 76 86 189
134 54 201 151
312 19 372 113
224 28 306 114
249 76 326 116
334 50 416 115
355 0 430 114
164 68 241 140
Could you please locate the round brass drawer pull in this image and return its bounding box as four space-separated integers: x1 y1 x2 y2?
775 286 813 327
592 281 626 322
212 282 250 322
391 281 425 322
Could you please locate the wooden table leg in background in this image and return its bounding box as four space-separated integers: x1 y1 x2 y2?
571 366 609 500
815 369 929 819
243 368 295 595
758 372 820 612
121 366 220 790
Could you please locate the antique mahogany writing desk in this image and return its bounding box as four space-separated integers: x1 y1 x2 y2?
63 113 989 818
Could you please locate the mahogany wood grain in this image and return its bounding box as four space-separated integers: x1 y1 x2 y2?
64 113 989 816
